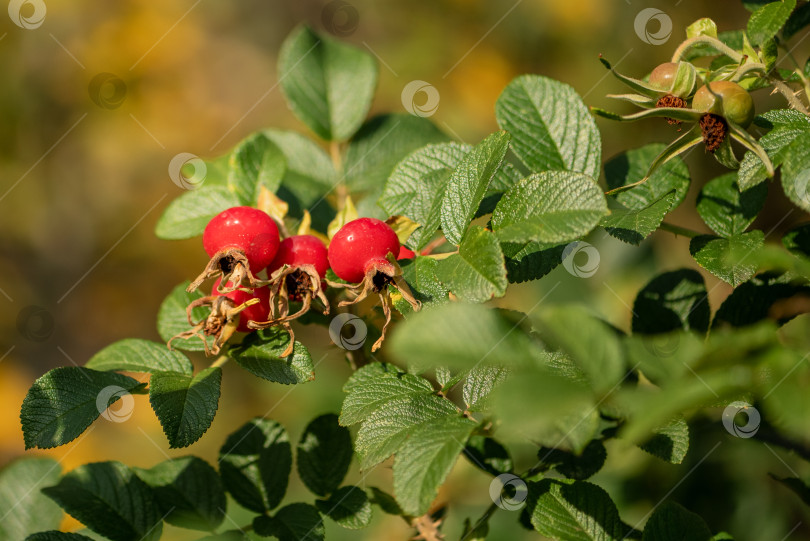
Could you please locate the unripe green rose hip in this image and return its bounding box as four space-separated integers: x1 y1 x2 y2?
692 81 755 127
649 62 679 90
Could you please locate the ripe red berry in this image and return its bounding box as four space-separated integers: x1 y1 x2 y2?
203 207 280 272
397 246 416 260
212 278 270 333
328 218 400 283
268 235 329 278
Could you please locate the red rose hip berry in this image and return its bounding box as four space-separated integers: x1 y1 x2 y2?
189 206 280 294
398 246 416 260
328 218 400 283
269 235 329 279
168 278 271 356
203 206 280 270
327 218 420 352
248 235 331 354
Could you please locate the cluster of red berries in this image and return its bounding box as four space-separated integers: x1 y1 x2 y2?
169 207 419 356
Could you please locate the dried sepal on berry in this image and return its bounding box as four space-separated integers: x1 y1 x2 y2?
248 263 330 357
187 246 263 295
327 255 419 352
168 295 260 357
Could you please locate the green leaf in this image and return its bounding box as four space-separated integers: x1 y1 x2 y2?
157 281 214 353
537 439 607 480
533 305 625 394
42 461 163 541
784 2 810 39
697 173 767 237
527 479 626 540
496 75 601 178
435 226 507 303
0 458 63 539
393 256 449 315
346 114 448 194
219 418 291 513
739 114 810 190
230 328 315 384
759 347 810 441
21 367 144 449
601 193 675 245
25 533 96 541
263 129 336 226
369 487 404 516
638 417 690 464
463 435 513 476
393 415 477 516
155 186 241 240
605 144 691 211
641 501 712 541
501 241 565 283
463 365 509 411
379 142 467 250
134 456 225 532
297 414 353 497
783 223 810 259
713 272 810 327
388 303 539 372
435 366 453 387
340 362 434 427
690 232 765 287
86 338 193 375
747 0 796 46
227 133 286 204
624 332 704 385
355 395 458 470
149 367 222 448
253 503 325 541
632 269 710 334
780 131 810 213
770 474 810 506
440 131 510 245
687 17 718 38
315 486 372 529
355 394 459 469
278 25 377 141
493 367 598 454
492 171 608 244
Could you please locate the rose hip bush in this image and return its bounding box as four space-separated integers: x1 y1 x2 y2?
6 3 810 540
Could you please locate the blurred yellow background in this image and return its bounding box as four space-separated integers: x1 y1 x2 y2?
1 0 809 539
